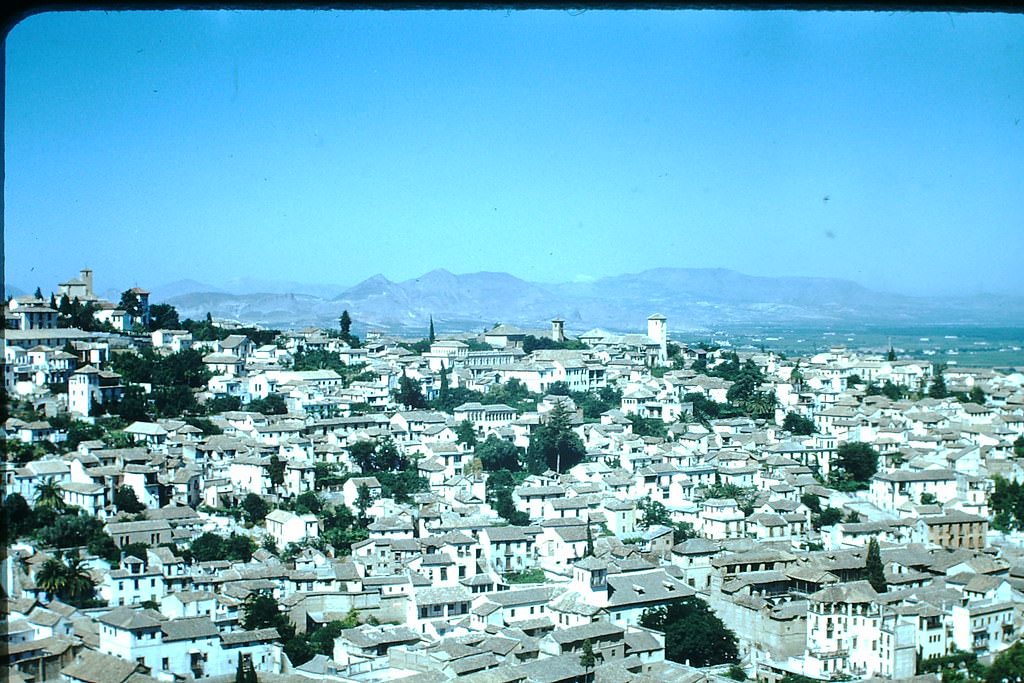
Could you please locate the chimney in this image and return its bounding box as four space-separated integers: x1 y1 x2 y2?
80 268 93 295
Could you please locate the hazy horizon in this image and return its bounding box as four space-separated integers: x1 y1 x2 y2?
8 265 1024 303
6 10 1023 299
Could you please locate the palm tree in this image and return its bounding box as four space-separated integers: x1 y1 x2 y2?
35 558 68 601
741 391 777 419
34 478 66 512
61 555 95 604
790 362 805 390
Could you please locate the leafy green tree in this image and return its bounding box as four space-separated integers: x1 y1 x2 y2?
152 385 200 417
929 372 949 399
728 664 747 681
58 297 116 332
525 400 585 474
181 318 279 346
881 380 907 400
628 414 668 439
376 470 428 504
638 496 673 529
148 303 181 331
487 378 539 412
521 335 588 354
393 374 427 409
242 493 270 524
684 391 742 425
719 358 767 409
486 469 530 525
989 475 1024 531
87 531 121 565
431 385 486 413
294 492 322 516
190 531 256 562
62 420 106 450
107 385 151 423
323 525 368 557
546 381 571 396
205 396 243 414
266 455 286 490
865 537 887 593
800 493 822 514
225 534 257 562
114 486 145 513
120 542 150 563
475 434 522 472
348 438 405 473
814 506 843 530
985 639 1024 683
570 386 622 420
349 441 377 472
284 637 315 668
243 592 294 640
190 532 228 562
2 439 45 465
183 416 223 436
1015 436 1024 459
456 420 478 449
968 386 986 405
119 290 145 320
782 413 815 436
832 441 880 487
248 394 288 415
2 494 33 543
640 597 738 666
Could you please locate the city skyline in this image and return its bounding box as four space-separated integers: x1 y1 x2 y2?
6 9 1024 298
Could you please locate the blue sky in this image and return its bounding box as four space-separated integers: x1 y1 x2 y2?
5 9 1023 298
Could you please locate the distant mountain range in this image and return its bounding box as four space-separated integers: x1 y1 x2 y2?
142 268 1024 335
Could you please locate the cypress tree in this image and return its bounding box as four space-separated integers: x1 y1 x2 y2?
438 365 450 406
429 316 436 343
339 310 352 343
865 537 887 593
579 638 596 673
